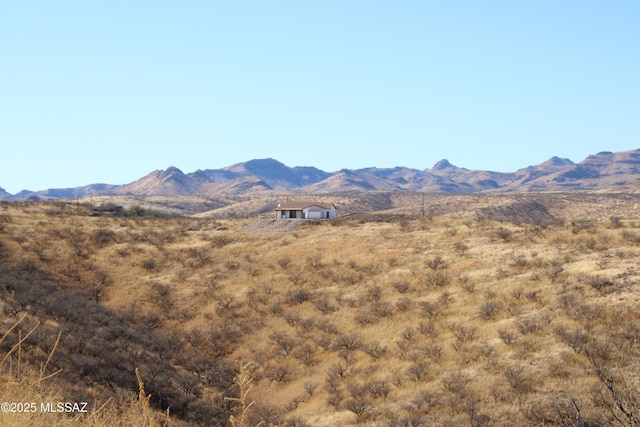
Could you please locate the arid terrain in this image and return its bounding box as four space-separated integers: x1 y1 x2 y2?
3 148 640 201
1 191 640 426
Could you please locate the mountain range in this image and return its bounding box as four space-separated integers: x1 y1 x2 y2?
3 148 640 200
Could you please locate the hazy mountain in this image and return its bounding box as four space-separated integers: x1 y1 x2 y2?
0 186 12 200
216 158 330 190
356 166 436 191
302 169 399 192
5 149 640 200
198 176 273 194
426 159 515 192
8 184 119 201
537 150 640 189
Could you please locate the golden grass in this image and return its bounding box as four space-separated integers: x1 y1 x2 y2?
1 197 640 425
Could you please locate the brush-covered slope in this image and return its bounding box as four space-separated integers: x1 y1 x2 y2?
2 200 640 425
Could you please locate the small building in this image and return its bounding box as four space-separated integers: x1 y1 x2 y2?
275 202 336 220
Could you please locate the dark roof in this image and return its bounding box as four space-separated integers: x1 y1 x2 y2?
275 202 335 211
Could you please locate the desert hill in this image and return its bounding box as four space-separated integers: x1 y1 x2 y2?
3 148 640 201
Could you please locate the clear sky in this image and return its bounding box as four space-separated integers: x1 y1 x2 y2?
1 1 639 194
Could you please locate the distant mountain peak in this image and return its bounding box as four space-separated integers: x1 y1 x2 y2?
432 159 456 170
245 158 282 166
542 156 575 167
155 166 186 181
162 166 184 176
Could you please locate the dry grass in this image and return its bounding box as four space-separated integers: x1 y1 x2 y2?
0 314 171 426
1 196 640 425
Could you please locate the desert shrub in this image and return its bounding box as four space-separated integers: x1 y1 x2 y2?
423 271 451 287
327 362 348 382
420 293 450 320
293 343 318 366
393 282 410 293
141 258 157 271
426 255 446 270
287 289 310 305
396 297 412 312
515 314 547 335
451 324 477 347
495 227 513 241
407 361 431 382
334 334 362 351
571 219 595 234
509 255 528 268
344 397 372 419
326 391 344 409
315 319 338 335
362 341 387 360
587 276 615 293
355 311 376 325
92 228 117 247
441 371 471 395
304 382 319 397
621 230 640 244
284 312 300 326
315 297 336 314
271 364 293 384
555 326 590 354
367 380 391 399
250 404 284 426
287 271 305 286
454 241 469 255
498 328 518 345
366 285 382 302
371 301 394 319
284 415 310 427
545 261 565 283
503 364 533 394
129 205 146 216
511 287 524 300
346 381 368 399
269 332 298 356
412 390 441 415
552 397 600 427
609 216 623 228
305 253 322 269
478 300 502 320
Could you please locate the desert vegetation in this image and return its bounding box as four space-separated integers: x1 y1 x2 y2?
1 195 640 426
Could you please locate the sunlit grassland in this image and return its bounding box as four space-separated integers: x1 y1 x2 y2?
0 198 639 426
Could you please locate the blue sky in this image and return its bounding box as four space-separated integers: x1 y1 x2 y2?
1 1 639 193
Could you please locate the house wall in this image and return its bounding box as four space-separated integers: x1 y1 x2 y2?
306 208 322 219
277 210 303 219
276 204 336 219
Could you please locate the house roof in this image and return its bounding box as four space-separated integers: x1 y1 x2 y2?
275 202 335 211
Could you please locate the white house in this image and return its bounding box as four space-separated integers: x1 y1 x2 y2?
275 202 336 219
